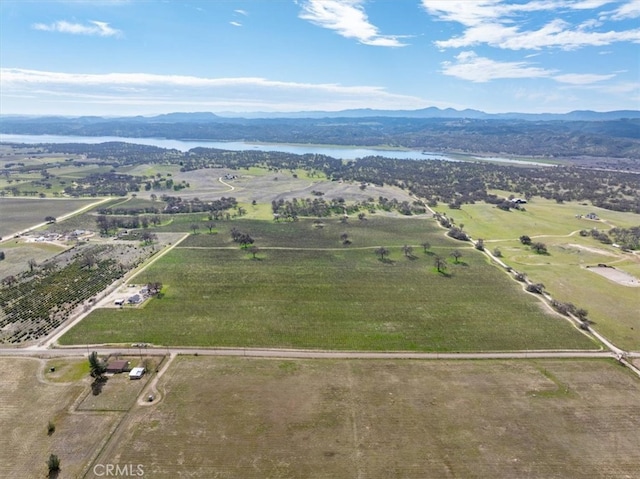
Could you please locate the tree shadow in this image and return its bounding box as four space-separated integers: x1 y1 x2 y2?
453 261 469 267
378 258 395 264
435 269 452 278
91 376 108 396
48 470 60 479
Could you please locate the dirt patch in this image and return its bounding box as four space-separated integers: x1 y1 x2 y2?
586 265 640 287
565 243 619 258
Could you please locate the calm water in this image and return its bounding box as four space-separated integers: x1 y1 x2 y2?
0 133 451 161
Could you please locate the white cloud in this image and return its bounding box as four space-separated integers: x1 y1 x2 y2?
441 51 553 82
0 68 429 113
554 72 616 83
230 21 242 27
299 0 408 47
32 20 122 37
570 0 616 10
609 0 640 19
234 9 248 16
441 51 616 85
423 0 640 50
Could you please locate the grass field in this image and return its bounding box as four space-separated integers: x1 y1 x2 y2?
450 197 640 350
60 217 595 351
0 197 102 238
443 195 640 239
88 356 640 479
0 357 120 479
0 240 67 277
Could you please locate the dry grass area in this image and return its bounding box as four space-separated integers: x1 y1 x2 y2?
162 166 416 208
77 356 161 412
90 356 640 479
0 357 120 479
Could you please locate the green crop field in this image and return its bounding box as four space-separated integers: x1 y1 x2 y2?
89 356 640 479
60 217 595 351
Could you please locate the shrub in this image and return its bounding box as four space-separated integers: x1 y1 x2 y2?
447 226 469 241
526 283 545 294
47 454 60 473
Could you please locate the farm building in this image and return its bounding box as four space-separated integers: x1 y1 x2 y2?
129 367 145 380
127 294 142 304
106 360 130 374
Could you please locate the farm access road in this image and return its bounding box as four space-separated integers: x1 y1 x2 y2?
3 346 638 378
0 345 627 361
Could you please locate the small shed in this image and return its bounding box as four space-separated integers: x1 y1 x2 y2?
129 367 145 380
106 360 130 374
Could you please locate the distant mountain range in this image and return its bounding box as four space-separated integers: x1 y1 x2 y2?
2 107 639 122
217 107 640 121
2 108 639 159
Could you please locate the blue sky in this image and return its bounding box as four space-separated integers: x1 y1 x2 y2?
1 0 638 116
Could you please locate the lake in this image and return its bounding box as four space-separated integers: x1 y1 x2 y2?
0 134 451 161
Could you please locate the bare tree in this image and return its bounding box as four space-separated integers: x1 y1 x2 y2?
27 258 37 272
450 250 463 263
80 251 97 269
434 255 447 273
402 244 413 258
421 241 431 253
374 247 389 261
247 245 260 259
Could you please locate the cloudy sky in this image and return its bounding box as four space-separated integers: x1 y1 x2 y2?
1 0 638 115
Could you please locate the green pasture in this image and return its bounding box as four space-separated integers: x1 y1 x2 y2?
444 198 638 241
450 198 640 350
60 218 594 351
44 358 90 383
157 215 451 249
100 196 164 211
502 240 640 350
